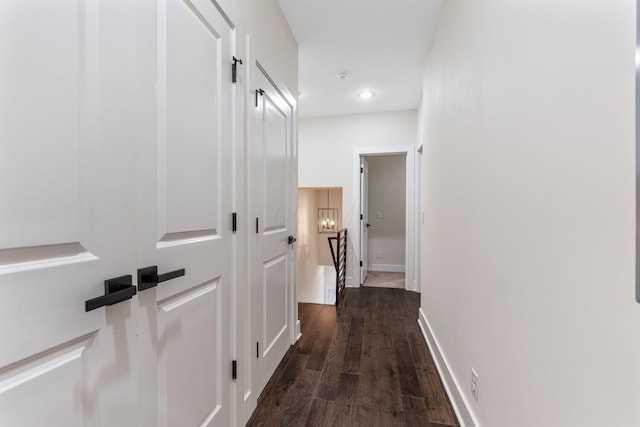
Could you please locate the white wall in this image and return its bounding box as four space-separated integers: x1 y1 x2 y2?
299 111 417 285
419 2 640 427
367 155 406 269
220 0 298 93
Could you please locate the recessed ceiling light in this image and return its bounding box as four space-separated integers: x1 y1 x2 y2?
336 72 350 81
357 90 375 100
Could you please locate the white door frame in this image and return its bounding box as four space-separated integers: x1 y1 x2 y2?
415 144 423 293
360 157 369 284
352 146 416 291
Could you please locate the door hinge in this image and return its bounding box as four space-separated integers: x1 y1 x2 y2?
255 88 265 107
360 167 363 173
232 360 237 380
232 56 243 83
256 342 260 358
256 217 259 234
360 214 363 220
232 212 237 232
360 261 363 267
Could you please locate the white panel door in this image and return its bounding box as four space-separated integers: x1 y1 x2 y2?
0 1 139 426
360 157 369 284
248 61 295 396
136 0 234 426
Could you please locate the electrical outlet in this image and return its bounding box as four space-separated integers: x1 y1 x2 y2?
375 251 382 258
471 369 479 400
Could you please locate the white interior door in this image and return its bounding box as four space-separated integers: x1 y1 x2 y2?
360 157 369 284
248 60 296 396
136 0 234 425
0 1 139 425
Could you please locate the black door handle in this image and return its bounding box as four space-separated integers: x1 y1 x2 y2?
288 235 297 244
85 275 136 312
137 266 186 291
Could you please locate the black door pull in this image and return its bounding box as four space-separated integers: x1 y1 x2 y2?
137 266 186 291
288 235 297 244
85 275 136 312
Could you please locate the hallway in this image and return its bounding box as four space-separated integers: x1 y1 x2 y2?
246 287 458 426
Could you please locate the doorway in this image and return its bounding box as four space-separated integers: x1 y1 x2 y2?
361 154 406 289
353 146 416 291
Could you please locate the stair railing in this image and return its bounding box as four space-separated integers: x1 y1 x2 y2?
328 228 348 306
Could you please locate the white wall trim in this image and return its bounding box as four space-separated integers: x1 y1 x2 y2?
295 319 302 342
345 276 355 287
418 308 480 427
352 146 415 291
368 264 405 273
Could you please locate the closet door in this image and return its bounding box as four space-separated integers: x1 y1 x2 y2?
0 1 139 426
136 0 234 425
248 60 296 395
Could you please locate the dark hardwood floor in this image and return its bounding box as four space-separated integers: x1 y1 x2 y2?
246 287 459 427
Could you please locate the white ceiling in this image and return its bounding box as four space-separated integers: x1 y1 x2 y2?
277 0 444 119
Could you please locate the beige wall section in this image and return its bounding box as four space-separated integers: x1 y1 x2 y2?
297 188 342 304
419 1 640 426
366 155 406 268
316 188 342 266
298 111 417 284
297 189 323 303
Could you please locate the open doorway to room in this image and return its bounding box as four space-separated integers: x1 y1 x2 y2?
296 187 343 305
361 154 407 289
352 145 416 291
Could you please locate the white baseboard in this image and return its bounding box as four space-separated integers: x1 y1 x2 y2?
295 319 302 342
368 264 405 273
418 308 479 427
346 276 357 287
405 279 418 293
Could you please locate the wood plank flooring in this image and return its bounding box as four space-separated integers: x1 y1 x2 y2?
246 287 459 427
362 271 406 289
